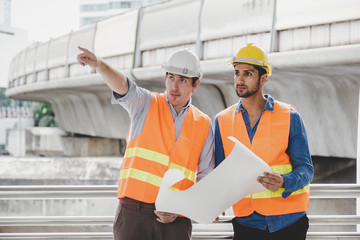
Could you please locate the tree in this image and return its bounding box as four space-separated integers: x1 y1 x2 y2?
0 88 57 127
32 102 58 127
0 88 14 107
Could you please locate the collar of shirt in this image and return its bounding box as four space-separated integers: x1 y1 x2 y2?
163 91 191 118
235 94 275 114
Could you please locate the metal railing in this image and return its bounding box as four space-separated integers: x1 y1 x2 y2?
1 184 360 239
0 232 360 240
0 215 359 226
1 184 360 199
0 185 116 199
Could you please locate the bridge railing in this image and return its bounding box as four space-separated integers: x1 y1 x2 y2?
0 184 360 239
7 0 360 89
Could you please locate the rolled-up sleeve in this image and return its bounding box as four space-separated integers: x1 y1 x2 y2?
214 114 226 167
111 77 152 141
282 109 314 198
111 77 150 115
112 77 137 102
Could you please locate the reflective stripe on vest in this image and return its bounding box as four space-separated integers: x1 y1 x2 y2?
117 93 210 203
242 164 309 199
119 167 196 191
120 168 163 187
252 185 310 199
217 101 309 216
119 153 196 190
124 147 170 166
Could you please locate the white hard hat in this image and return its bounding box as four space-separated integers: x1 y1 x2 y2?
161 49 202 78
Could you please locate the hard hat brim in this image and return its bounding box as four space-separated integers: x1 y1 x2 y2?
161 65 201 78
229 59 272 76
230 57 265 67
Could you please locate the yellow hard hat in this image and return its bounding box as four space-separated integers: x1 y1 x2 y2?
230 43 272 76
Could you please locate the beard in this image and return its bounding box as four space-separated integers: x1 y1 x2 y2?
235 78 261 98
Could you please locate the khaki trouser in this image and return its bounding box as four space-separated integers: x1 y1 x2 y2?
113 198 192 240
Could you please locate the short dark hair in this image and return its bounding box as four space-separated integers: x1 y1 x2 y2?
253 65 267 77
191 77 199 86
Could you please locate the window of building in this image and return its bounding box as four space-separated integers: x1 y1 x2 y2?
109 2 122 9
80 4 109 12
120 2 131 8
81 17 103 25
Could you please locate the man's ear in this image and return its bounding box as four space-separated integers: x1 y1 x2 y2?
260 74 268 85
192 78 200 92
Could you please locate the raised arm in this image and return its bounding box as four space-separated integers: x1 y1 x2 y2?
77 46 128 95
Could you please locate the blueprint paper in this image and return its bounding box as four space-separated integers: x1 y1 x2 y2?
155 136 272 224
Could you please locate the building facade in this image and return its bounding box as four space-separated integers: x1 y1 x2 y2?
80 0 159 25
0 0 11 25
0 0 31 88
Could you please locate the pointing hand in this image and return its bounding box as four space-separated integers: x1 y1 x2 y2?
77 46 101 69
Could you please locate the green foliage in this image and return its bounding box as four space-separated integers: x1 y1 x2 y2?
0 87 33 109
32 102 58 127
0 88 16 107
0 88 58 127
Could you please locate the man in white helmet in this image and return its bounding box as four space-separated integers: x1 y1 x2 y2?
214 43 313 240
77 47 215 240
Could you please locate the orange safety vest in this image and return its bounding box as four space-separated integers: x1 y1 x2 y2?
217 101 309 216
117 93 210 203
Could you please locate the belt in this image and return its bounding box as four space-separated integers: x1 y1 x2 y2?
120 197 156 211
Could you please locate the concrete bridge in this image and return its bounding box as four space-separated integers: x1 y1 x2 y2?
5 0 360 163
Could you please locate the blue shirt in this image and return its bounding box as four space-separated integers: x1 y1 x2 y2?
214 94 313 232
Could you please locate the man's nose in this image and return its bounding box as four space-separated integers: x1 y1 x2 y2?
172 78 179 89
235 74 245 84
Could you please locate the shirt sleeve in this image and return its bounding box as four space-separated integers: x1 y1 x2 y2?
111 77 151 118
197 122 215 181
214 114 226 167
111 77 152 141
282 109 314 198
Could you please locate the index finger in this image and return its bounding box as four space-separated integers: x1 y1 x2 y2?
264 172 278 177
154 210 166 216
78 46 91 54
154 210 174 216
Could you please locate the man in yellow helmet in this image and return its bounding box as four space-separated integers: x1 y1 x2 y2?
214 43 313 240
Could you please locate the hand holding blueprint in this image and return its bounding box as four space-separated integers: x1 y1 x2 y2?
155 136 272 224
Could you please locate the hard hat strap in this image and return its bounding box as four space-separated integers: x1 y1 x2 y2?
231 57 264 67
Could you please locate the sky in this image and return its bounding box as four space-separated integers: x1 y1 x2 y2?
0 0 80 87
11 0 80 41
